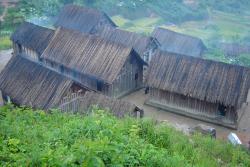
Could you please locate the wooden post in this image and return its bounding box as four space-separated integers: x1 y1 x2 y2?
140 109 144 118
0 90 3 106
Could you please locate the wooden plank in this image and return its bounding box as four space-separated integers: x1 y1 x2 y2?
0 90 4 106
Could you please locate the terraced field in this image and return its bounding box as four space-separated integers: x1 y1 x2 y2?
112 10 250 46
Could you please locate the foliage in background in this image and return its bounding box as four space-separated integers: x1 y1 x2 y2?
0 5 4 16
0 36 12 50
0 105 249 166
1 0 250 67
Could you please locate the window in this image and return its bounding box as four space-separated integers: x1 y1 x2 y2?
97 81 103 92
218 104 226 117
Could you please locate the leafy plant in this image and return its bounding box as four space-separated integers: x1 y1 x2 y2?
0 105 249 166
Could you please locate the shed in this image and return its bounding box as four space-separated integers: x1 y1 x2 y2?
11 22 54 60
0 55 78 110
152 27 206 57
146 50 250 128
60 91 143 118
41 28 146 98
54 4 116 34
96 26 159 62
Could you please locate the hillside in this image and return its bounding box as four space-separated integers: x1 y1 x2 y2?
0 105 249 166
0 0 250 66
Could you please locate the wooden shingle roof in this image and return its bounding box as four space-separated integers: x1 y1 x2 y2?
11 22 54 55
41 28 145 84
77 91 138 117
147 50 250 108
97 26 157 56
0 56 73 109
54 4 116 33
152 27 206 57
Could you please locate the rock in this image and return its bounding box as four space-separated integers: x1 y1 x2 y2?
191 124 216 138
227 133 242 146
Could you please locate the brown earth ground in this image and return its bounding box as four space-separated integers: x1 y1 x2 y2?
122 89 250 146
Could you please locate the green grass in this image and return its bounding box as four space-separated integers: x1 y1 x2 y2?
111 15 130 27
112 10 250 46
112 15 163 34
0 105 249 166
0 36 12 50
162 10 250 44
238 53 250 66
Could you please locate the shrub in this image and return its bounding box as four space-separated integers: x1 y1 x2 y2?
0 105 249 166
0 36 12 50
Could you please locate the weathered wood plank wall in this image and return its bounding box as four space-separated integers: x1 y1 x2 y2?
110 55 143 97
149 88 236 124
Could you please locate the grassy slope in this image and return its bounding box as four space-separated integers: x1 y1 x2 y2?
113 10 250 45
112 10 250 66
0 105 249 166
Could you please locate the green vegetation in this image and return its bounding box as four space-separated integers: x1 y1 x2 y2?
1 0 250 67
238 54 250 67
0 5 4 16
0 105 249 166
0 36 12 50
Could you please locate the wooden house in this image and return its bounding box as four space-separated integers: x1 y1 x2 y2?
96 26 160 63
54 4 116 34
41 28 146 98
60 91 143 118
152 27 206 57
146 50 250 128
11 22 54 61
0 56 78 109
0 56 143 117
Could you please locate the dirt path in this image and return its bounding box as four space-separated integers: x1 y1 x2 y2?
0 49 12 72
122 89 250 146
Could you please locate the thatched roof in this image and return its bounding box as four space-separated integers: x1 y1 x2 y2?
11 22 54 55
152 27 206 57
96 26 157 56
41 28 145 84
147 50 250 108
54 4 116 33
0 56 73 109
77 91 139 117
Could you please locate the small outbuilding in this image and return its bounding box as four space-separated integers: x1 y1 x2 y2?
60 91 144 118
11 22 54 60
146 50 250 128
41 28 146 98
54 4 116 34
152 27 206 57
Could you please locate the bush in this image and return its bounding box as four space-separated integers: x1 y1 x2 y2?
0 105 249 166
1 7 24 30
0 36 12 50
